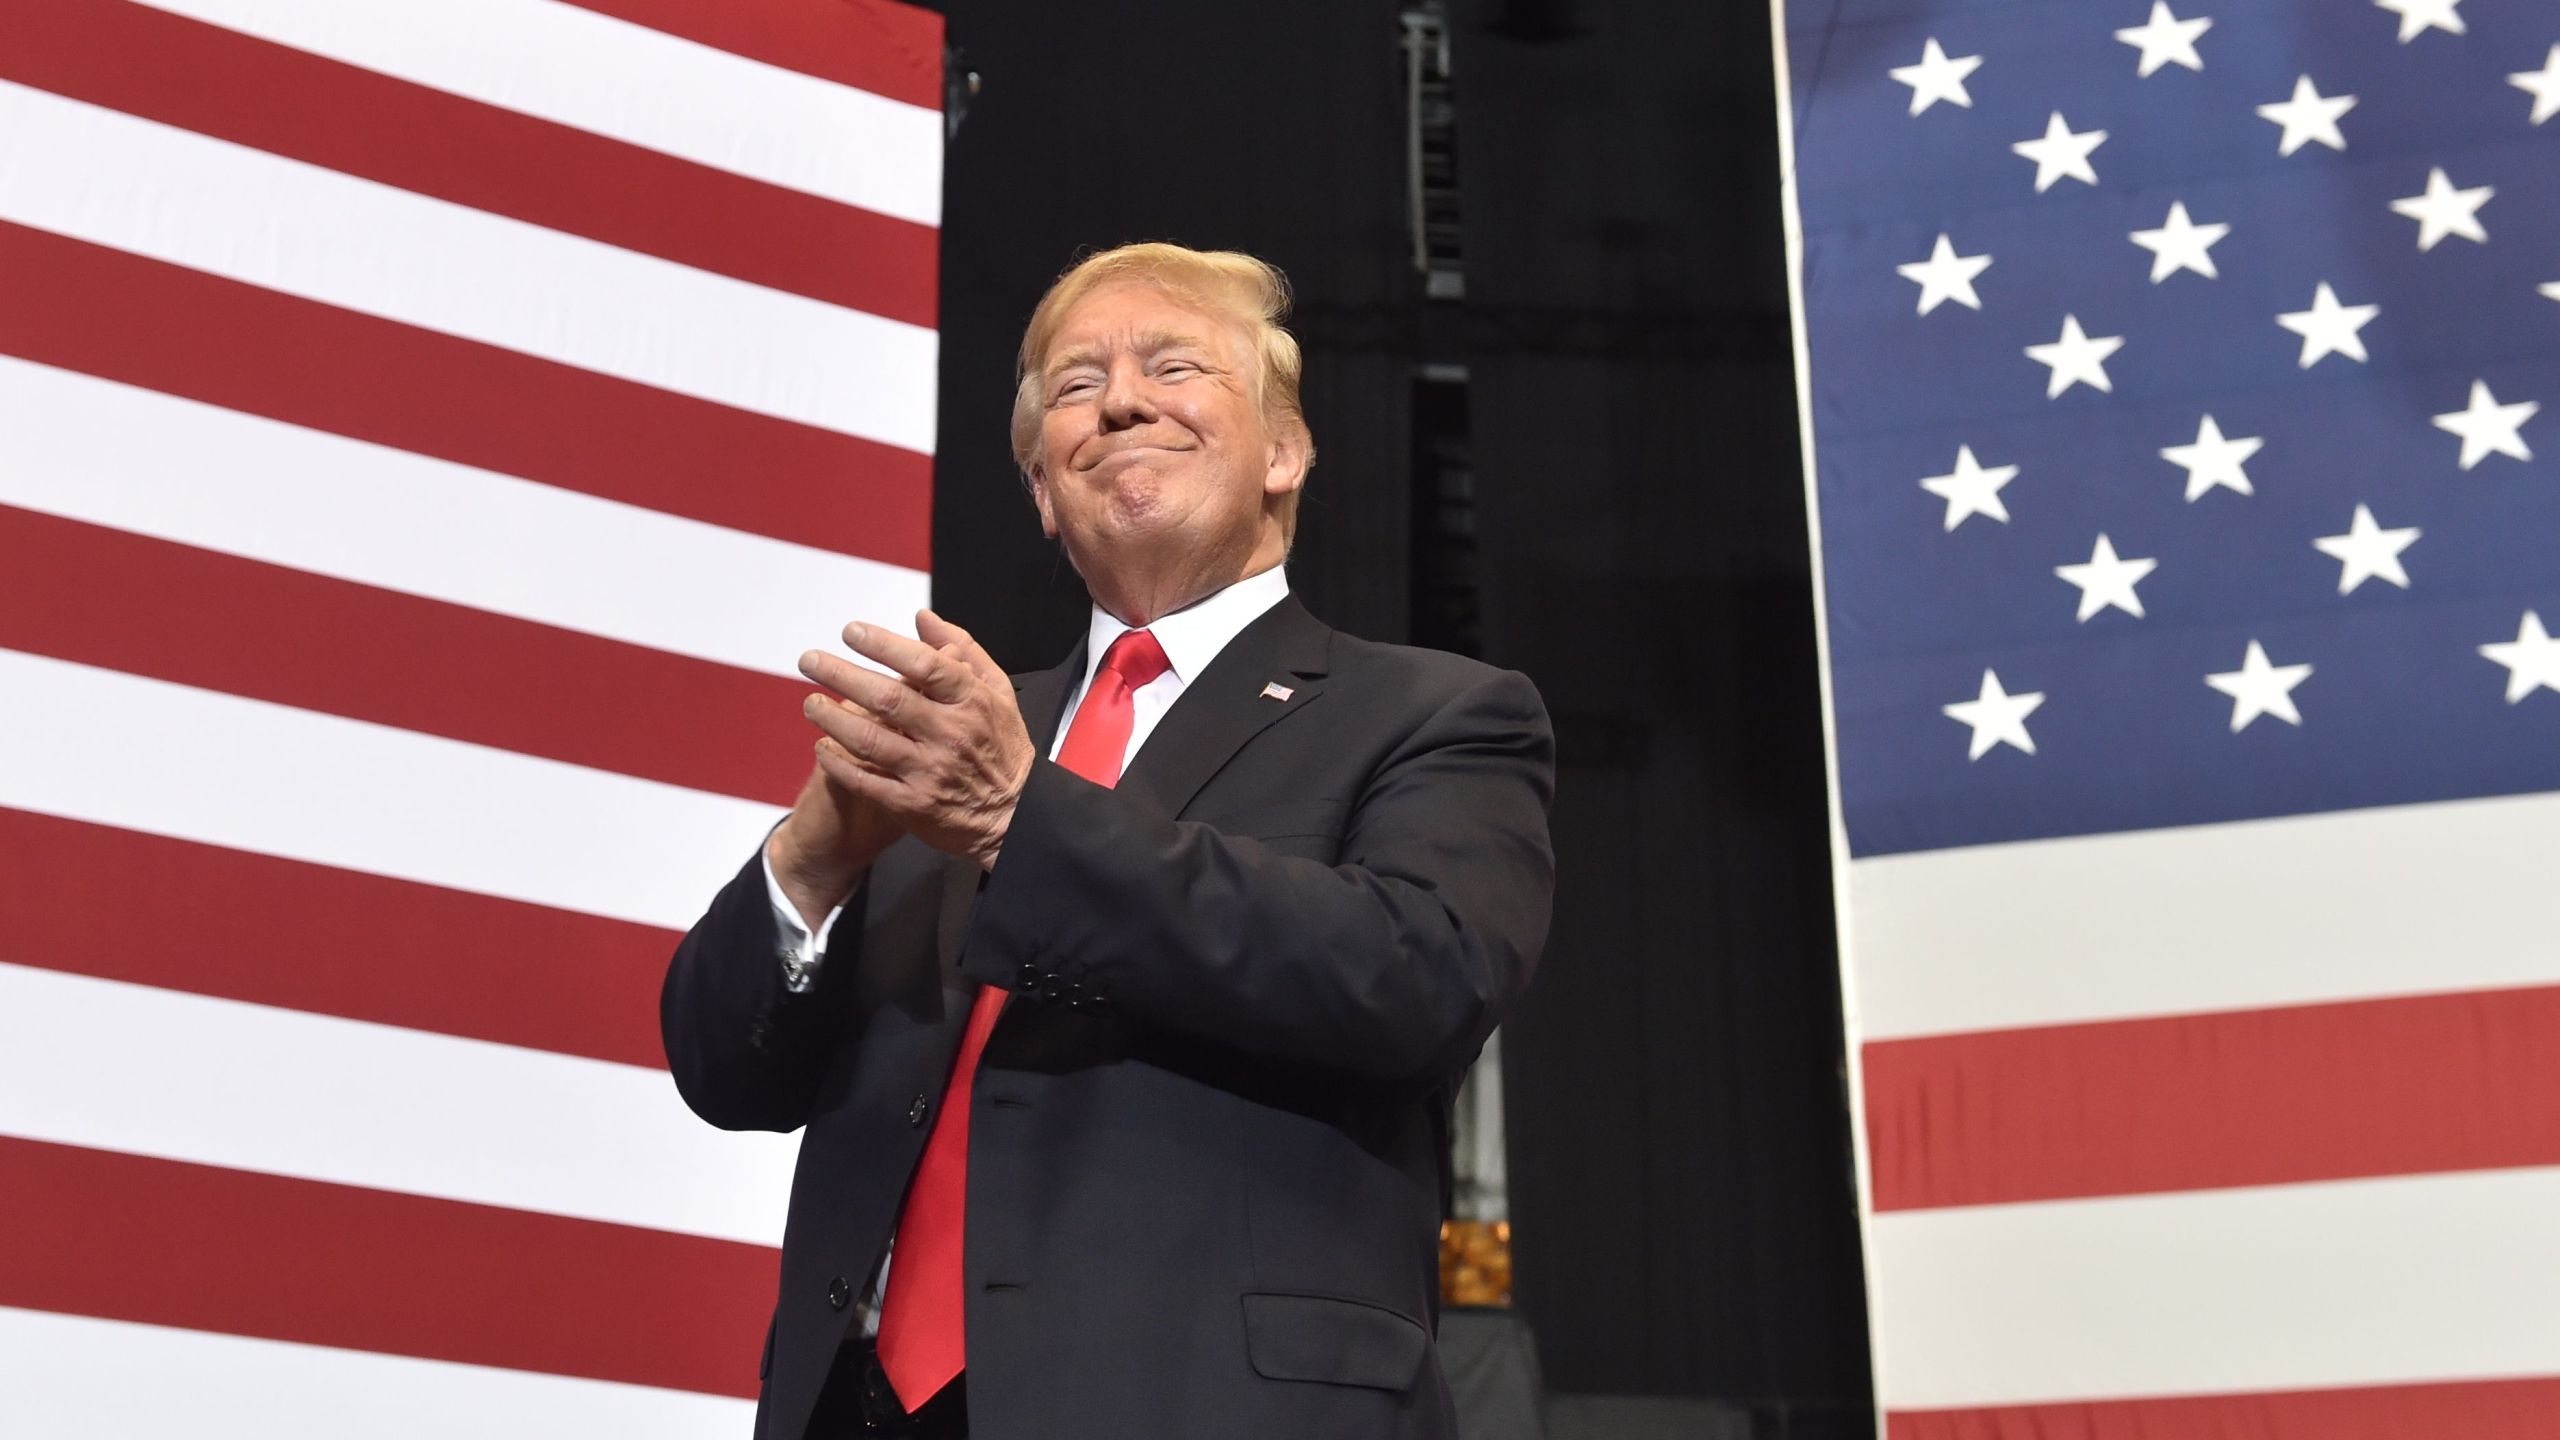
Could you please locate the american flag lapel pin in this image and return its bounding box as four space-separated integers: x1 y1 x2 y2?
1259 681 1295 702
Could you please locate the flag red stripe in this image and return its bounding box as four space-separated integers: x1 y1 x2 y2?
1887 1375 2560 1440
1 0 936 328
0 1135 772 1398
0 808 680 1070
0 223 931 573
559 0 945 112
0 507 814 806
1864 985 2560 1211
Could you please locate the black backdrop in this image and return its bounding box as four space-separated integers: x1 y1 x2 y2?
919 1 1869 1426
924 0 1419 662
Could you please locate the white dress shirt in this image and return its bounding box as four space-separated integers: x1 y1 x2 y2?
761 562 1293 985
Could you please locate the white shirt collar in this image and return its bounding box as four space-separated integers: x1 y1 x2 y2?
1080 564 1292 690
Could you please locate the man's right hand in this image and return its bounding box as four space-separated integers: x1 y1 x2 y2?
767 716 901 934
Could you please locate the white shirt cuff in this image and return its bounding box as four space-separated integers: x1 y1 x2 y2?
761 835 850 993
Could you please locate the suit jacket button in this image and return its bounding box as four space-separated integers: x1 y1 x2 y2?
1016 961 1041 986
826 1276 851 1311
907 1094 930 1128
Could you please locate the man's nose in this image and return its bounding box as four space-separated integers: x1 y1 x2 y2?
1097 359 1158 430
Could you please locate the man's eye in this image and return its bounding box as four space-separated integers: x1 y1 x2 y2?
1055 379 1096 400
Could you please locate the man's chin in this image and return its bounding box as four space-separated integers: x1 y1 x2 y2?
1081 458 1197 504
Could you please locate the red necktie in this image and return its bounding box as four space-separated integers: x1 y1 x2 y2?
875 628 1172 1409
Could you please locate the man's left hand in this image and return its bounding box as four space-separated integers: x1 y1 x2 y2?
797 610 1035 871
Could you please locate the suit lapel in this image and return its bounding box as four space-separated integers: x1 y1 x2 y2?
1116 594 1334 820
1015 638 1087 758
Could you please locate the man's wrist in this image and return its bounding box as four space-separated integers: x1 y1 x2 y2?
962 797 1011 871
967 752 1037 872
767 827 862 930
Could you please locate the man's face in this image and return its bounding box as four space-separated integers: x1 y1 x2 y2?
1028 281 1301 581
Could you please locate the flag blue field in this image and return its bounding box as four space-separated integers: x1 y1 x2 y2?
1787 0 2558 860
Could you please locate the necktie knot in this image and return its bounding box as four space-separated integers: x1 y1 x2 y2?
1101 628 1171 691
1051 628 1169 788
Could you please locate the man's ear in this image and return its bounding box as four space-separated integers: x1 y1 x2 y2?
1028 464 1061 539
1262 427 1310 499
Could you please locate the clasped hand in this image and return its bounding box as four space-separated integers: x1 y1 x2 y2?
794 609 1036 873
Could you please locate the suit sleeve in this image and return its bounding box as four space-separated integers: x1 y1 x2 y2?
959 667 1555 1088
659 844 864 1132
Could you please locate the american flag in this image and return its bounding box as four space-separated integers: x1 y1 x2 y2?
0 1 938 1432
1777 1 2559 1435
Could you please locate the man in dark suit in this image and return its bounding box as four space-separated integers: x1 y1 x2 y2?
663 243 1554 1440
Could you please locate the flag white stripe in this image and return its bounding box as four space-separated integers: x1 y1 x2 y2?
0 964 792 1246
0 650 778 933
0 358 926 683
131 0 942 227
1849 789 2560 1041
1868 1166 2560 1409
0 81 938 454
0 1307 758 1440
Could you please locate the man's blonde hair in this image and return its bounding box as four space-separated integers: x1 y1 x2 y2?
1011 243 1316 539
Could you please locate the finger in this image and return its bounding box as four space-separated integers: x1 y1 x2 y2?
814 737 906 808
799 649 939 736
803 692 926 773
917 608 1007 689
844 621 972 705
812 735 881 781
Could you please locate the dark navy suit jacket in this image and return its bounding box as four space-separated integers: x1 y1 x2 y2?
662 596 1555 1440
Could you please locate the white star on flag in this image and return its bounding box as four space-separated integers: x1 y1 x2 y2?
2130 201 2229 282
2012 112 2107 192
2056 533 2157 621
2161 414 2262 500
2205 640 2314 731
1892 38 1982 116
2276 282 2379 368
2116 3 2211 76
2374 0 2464 42
2514 46 2560 125
2257 75 2356 155
1943 669 2045 759
2390 168 2493 250
2432 380 2538 469
1898 234 1993 314
1920 445 2018 530
2026 315 2124 397
2312 505 2419 594
2481 611 2560 702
